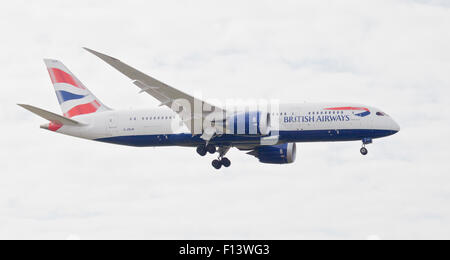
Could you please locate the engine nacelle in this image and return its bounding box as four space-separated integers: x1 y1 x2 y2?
249 143 297 164
227 111 271 136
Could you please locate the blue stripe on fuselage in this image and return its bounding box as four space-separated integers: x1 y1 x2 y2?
355 111 371 117
95 129 398 147
55 90 86 104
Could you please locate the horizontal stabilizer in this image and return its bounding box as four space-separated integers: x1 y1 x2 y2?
18 104 83 126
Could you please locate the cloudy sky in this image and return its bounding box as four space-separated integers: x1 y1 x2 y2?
1 0 449 239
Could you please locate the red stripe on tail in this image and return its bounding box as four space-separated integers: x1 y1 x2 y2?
48 122 63 131
48 68 85 89
64 101 100 118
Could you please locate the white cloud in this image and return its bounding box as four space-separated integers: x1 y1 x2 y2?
0 0 449 239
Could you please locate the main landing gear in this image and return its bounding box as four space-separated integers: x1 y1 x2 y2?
360 138 372 156
197 144 231 170
212 157 231 170
196 144 216 156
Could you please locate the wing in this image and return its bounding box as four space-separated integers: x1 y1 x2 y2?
84 48 224 136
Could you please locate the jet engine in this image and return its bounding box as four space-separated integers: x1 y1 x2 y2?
247 143 297 164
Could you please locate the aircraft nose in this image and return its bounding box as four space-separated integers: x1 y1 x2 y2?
391 119 400 133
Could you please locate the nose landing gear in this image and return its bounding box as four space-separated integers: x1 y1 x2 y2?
360 147 368 155
360 138 372 156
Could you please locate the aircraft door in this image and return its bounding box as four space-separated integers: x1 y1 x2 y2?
107 115 119 136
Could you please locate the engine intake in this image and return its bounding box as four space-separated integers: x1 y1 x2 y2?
248 143 297 164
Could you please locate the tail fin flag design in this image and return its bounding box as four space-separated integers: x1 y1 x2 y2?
44 59 111 118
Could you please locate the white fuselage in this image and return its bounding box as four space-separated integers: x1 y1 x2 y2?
51 102 400 148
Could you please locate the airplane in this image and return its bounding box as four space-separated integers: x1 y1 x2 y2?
19 48 400 170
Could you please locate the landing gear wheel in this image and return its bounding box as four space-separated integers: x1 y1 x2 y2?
206 144 217 154
360 147 368 156
212 159 222 169
221 157 231 168
196 145 207 156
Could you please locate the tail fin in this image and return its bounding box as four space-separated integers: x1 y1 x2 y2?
44 59 111 118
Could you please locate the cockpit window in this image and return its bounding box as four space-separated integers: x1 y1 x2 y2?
376 111 388 116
